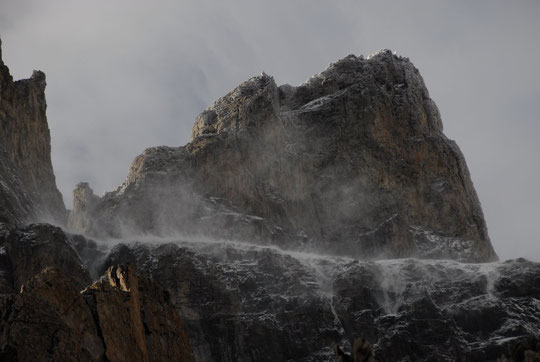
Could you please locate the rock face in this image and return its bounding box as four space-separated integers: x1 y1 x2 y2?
68 182 100 233
0 224 194 361
0 223 91 293
0 39 66 226
0 41 194 361
83 264 194 362
2 40 537 362
96 238 539 362
71 50 496 262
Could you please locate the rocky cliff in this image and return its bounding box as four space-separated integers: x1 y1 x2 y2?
0 224 194 361
64 50 538 362
2 39 538 362
88 237 538 361
0 39 66 225
0 40 194 361
70 50 496 262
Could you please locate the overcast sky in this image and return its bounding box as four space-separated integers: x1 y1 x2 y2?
1 0 538 261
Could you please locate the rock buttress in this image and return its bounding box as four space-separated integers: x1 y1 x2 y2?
72 51 497 262
0 38 66 226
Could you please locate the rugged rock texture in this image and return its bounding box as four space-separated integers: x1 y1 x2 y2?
0 266 104 361
83 264 194 362
0 39 66 226
0 42 195 361
71 50 496 262
97 238 539 362
0 223 91 293
0 224 194 361
3 40 536 362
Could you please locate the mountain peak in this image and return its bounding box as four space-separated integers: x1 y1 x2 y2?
71 52 496 262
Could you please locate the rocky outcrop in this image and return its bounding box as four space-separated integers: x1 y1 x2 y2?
0 39 66 226
0 267 103 361
97 238 538 362
0 223 91 293
83 264 194 362
70 50 496 262
0 42 194 361
68 182 101 233
0 224 194 361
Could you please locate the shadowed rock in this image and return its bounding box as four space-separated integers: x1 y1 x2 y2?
334 337 377 362
0 223 194 362
99 239 539 361
83 264 194 362
0 261 194 361
0 38 66 226
0 223 91 293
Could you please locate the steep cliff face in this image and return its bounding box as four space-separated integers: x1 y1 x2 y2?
0 41 194 361
71 50 496 262
96 239 539 362
0 225 194 361
0 39 66 226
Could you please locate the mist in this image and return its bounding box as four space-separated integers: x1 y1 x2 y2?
1 1 539 261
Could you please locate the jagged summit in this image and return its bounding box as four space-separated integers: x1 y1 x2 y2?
70 52 497 262
191 72 278 140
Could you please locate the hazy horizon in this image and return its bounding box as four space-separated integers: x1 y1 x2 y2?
1 1 539 261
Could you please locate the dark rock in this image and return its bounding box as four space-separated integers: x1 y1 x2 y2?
334 337 377 362
97 238 539 361
68 232 108 279
102 241 345 361
83 264 194 362
0 38 66 226
0 264 194 362
497 336 540 362
0 223 91 292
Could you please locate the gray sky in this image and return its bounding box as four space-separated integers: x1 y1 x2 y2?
1 0 539 261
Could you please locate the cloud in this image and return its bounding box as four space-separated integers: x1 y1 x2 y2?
1 0 539 260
